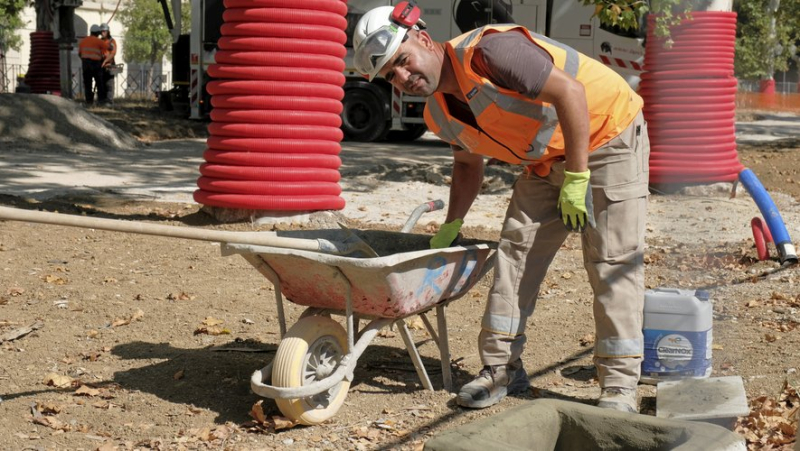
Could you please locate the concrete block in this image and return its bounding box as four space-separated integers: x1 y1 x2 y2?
424 399 745 451
657 376 750 429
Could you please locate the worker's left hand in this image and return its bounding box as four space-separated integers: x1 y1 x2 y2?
557 170 596 232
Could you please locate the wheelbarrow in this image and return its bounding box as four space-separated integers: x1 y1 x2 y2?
0 202 497 424
229 208 497 425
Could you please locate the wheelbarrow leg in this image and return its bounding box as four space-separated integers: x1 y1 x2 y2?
419 310 452 392
436 304 453 392
395 319 434 391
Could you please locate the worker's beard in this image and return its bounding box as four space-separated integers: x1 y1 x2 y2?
404 74 436 97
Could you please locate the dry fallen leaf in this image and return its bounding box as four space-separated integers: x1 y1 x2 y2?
86 329 99 338
43 373 73 388
35 401 63 415
202 317 224 327
43 274 68 285
736 379 799 450
249 400 267 423
407 317 425 330
579 334 595 347
74 385 101 397
111 318 130 327
32 415 68 431
167 292 195 301
378 330 397 338
194 325 231 336
173 369 185 380
246 401 299 433
561 272 573 280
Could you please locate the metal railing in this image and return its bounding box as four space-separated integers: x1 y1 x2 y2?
1 63 29 93
3 63 171 99
738 79 799 94
73 67 172 100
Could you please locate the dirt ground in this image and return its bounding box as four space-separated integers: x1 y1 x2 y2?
1 100 799 450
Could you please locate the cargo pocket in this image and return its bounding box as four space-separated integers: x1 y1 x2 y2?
603 182 649 258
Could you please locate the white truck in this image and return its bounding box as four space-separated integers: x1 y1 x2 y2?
341 0 645 141
164 0 644 141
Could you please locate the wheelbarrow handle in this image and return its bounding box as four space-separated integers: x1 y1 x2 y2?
0 206 358 255
401 199 445 233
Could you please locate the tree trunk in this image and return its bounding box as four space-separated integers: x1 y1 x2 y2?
762 0 781 92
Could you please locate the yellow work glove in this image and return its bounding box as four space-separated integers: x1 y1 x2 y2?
430 219 463 249
557 170 596 232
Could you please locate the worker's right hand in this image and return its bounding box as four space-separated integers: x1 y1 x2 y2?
430 219 463 249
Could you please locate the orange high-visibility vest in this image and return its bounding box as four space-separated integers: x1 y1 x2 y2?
105 38 117 64
423 25 643 177
78 36 106 61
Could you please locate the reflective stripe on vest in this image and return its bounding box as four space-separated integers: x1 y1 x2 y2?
450 26 579 161
79 37 105 61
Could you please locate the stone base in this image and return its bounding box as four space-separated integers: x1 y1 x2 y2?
200 206 348 230
656 376 750 430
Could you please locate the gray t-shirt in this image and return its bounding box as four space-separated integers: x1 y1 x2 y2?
472 30 553 98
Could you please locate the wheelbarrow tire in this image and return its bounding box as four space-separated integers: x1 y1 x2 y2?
272 316 350 425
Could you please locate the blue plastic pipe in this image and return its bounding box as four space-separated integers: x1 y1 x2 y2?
738 168 798 264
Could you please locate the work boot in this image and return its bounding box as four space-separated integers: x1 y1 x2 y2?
597 387 638 413
456 360 530 409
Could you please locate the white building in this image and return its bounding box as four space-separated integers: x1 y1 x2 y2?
3 0 172 98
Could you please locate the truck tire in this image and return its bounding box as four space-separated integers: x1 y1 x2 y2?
386 124 427 142
341 88 389 142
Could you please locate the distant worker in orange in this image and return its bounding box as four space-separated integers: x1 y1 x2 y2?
78 24 108 105
99 23 118 105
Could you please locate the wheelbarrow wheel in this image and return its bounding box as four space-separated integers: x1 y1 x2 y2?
272 315 350 425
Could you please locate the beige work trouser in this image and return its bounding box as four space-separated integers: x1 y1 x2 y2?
479 112 650 389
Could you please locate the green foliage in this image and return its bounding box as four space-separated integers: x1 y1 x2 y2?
0 0 27 52
734 0 800 79
580 0 649 31
117 0 190 64
579 0 695 47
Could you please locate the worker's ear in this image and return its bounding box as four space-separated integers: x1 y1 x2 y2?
416 30 435 50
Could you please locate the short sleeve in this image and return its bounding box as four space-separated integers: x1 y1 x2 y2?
472 31 554 99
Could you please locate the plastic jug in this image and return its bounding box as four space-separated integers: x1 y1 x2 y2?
641 288 713 384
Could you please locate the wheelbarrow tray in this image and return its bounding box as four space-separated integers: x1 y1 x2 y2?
222 229 496 319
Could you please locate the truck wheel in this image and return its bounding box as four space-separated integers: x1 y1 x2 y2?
342 88 389 142
386 124 427 142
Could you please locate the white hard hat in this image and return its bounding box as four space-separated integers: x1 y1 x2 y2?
99 23 109 32
353 4 424 81
89 24 100 34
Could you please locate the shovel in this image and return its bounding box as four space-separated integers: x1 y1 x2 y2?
0 206 378 257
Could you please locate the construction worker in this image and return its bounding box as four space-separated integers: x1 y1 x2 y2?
354 3 650 413
99 23 117 105
78 24 107 105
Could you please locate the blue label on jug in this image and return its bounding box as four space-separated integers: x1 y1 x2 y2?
642 328 712 377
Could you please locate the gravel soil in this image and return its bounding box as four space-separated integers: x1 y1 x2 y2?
0 99 798 450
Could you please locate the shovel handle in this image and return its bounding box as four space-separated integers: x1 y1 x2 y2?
0 206 324 252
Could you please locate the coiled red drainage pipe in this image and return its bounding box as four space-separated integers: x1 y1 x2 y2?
25 31 61 95
640 11 744 185
194 0 348 211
